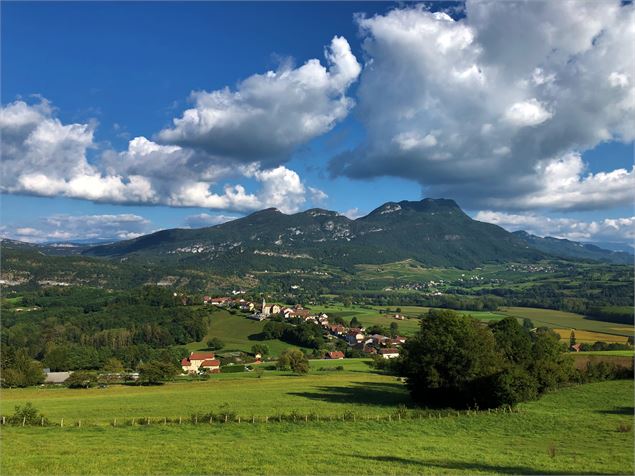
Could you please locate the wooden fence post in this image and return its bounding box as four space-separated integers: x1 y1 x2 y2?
78 420 81 428
238 416 240 424
179 416 182 425
388 414 391 422
132 417 135 426
265 416 268 424
61 418 64 428
41 417 44 427
114 418 117 427
22 417 26 427
209 416 213 424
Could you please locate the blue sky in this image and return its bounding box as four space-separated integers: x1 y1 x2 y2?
1 1 633 244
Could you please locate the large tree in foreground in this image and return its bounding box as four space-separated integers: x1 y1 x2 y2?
398 310 573 409
398 309 502 408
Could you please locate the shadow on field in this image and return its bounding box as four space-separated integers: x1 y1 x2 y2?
596 406 634 415
288 381 411 406
345 455 602 475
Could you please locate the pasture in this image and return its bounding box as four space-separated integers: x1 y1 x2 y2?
186 309 301 356
0 375 632 475
0 359 405 423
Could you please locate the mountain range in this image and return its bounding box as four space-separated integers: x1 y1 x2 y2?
3 199 631 276
81 198 631 270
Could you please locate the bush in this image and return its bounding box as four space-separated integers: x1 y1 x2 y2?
8 402 48 426
65 371 97 389
138 360 178 385
206 337 224 351
276 349 309 374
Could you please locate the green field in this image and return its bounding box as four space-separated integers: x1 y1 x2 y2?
499 307 634 338
186 309 305 356
1 372 632 474
0 359 403 423
580 350 635 357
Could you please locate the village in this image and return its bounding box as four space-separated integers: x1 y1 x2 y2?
175 295 409 375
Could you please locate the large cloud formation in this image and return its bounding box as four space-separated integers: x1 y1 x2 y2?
475 210 635 243
157 36 361 166
330 1 635 211
0 36 360 213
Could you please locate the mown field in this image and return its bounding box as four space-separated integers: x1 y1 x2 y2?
186 309 304 356
308 303 633 343
0 359 403 423
499 307 633 340
0 367 632 475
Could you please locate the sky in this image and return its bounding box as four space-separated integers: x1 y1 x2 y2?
1 1 634 246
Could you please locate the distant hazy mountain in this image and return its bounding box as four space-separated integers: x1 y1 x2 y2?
584 241 634 255
83 199 546 271
512 231 633 265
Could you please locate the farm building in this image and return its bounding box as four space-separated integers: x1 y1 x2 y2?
181 352 220 373
325 351 345 360
379 348 400 359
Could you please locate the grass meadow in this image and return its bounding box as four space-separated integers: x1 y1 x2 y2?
0 373 632 475
185 309 304 355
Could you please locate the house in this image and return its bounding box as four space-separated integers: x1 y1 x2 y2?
329 324 346 336
326 351 345 360
362 346 377 355
204 296 230 306
372 334 389 346
570 343 582 352
199 359 221 373
261 298 281 317
346 330 365 345
240 302 255 312
249 313 266 321
379 348 400 359
388 336 407 346
181 351 220 374
44 371 71 384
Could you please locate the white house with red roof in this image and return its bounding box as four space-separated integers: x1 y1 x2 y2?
181 351 221 374
379 348 400 359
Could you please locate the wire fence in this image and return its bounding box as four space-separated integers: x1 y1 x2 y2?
1 405 522 428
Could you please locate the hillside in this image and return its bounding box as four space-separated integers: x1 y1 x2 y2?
83 199 546 271
513 231 633 265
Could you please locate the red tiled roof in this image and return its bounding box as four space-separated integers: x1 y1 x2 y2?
180 358 190 366
380 348 399 355
190 352 215 360
327 351 345 359
200 359 220 367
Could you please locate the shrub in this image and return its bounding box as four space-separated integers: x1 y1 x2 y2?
66 371 97 389
8 402 48 426
206 337 224 351
617 421 632 433
138 360 178 385
276 349 309 374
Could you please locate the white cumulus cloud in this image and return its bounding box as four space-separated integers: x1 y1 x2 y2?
330 1 635 211
157 36 360 166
